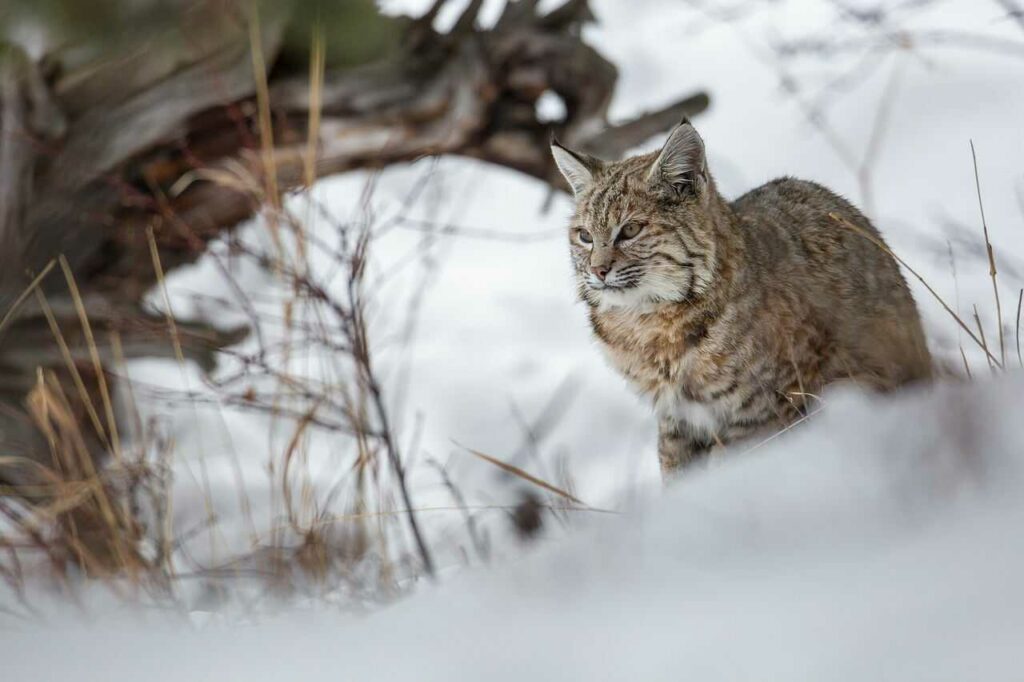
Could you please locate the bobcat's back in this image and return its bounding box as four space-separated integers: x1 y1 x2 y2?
730 177 932 388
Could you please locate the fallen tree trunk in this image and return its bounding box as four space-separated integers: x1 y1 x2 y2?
0 0 708 493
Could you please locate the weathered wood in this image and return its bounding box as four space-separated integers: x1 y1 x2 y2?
0 0 709 492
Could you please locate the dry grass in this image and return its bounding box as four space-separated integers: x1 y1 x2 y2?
0 154 613 617
830 211 1017 373
2 18 436 615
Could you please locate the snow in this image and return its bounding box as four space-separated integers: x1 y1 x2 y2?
4 0 1024 675
535 89 568 123
5 375 1024 680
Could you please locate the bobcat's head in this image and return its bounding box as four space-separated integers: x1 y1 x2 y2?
552 120 720 310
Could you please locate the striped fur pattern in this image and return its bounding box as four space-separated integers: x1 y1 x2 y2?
552 121 933 476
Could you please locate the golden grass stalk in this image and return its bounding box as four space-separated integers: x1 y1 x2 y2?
26 369 141 577
34 289 110 449
959 346 973 380
973 304 994 373
291 21 325 276
249 3 279 211
146 227 186 368
248 1 285 267
58 256 123 464
147 225 221 569
970 141 1005 366
281 401 323 534
0 259 56 337
305 24 325 192
829 212 1003 370
458 442 587 506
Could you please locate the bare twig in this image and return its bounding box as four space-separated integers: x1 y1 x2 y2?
994 0 1024 34
580 93 712 159
1015 288 1023 369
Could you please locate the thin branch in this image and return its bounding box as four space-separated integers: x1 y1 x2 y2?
580 92 711 159
994 0 1024 35
451 0 486 33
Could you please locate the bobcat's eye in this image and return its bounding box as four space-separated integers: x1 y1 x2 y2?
576 229 593 245
618 222 643 241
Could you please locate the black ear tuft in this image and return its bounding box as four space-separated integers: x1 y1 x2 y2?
647 121 707 194
550 141 602 198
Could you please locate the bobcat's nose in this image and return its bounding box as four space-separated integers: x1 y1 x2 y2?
590 265 610 281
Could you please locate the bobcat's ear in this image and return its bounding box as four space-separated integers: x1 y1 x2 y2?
647 119 707 195
551 140 600 198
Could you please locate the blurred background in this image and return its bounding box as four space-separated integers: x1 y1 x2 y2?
0 1 1023 675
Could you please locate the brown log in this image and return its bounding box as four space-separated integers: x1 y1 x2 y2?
0 0 709 492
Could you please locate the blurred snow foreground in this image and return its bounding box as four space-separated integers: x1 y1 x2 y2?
6 372 1024 680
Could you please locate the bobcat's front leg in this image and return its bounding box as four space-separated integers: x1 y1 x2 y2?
657 418 713 478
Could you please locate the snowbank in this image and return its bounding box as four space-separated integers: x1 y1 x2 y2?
4 374 1024 680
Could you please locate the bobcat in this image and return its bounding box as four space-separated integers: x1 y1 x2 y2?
551 119 932 476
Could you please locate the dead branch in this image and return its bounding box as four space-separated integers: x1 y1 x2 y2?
0 0 707 493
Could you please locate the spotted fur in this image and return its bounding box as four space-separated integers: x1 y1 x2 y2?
552 121 933 476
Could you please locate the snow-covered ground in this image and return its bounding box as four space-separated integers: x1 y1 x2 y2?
6 374 1024 680
3 0 1024 676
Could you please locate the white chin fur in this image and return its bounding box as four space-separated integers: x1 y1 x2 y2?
591 277 688 310
594 286 654 310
